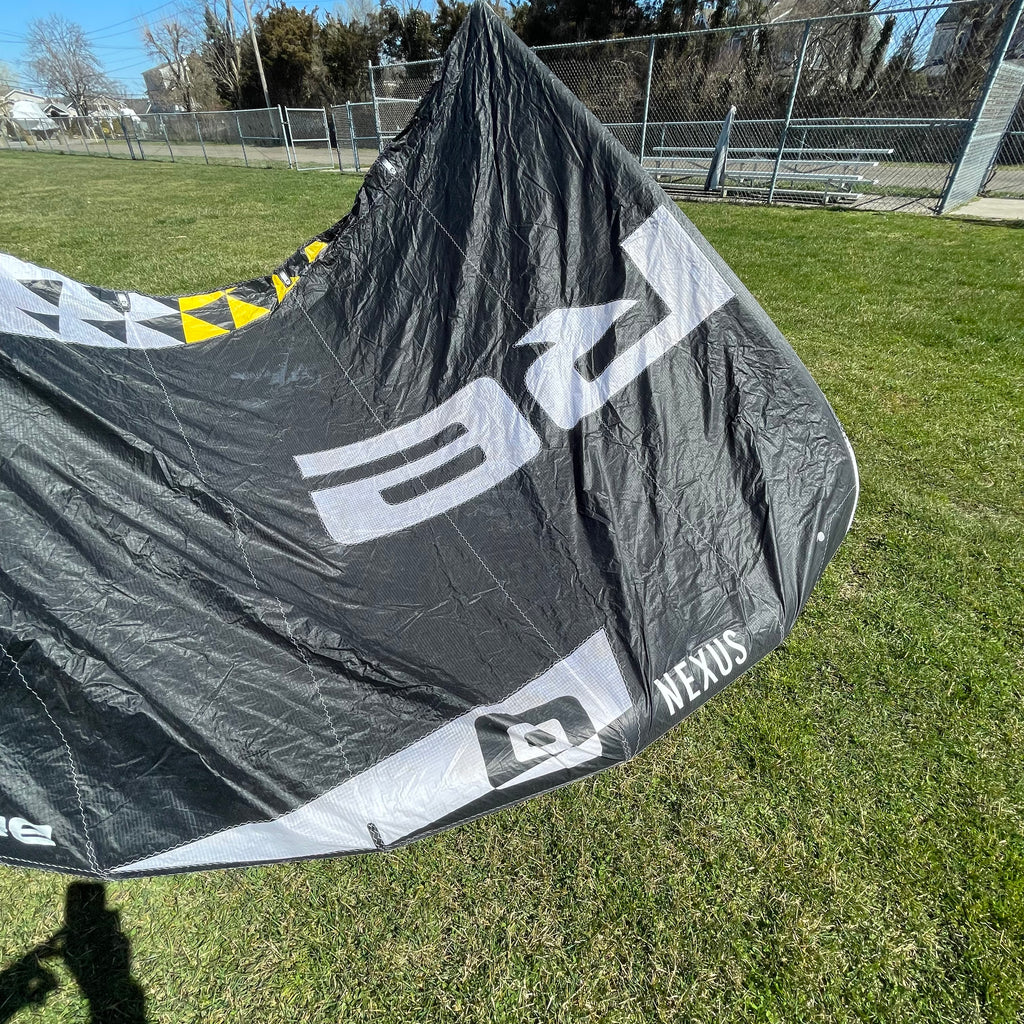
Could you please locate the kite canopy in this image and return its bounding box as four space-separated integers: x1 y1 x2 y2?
0 5 857 878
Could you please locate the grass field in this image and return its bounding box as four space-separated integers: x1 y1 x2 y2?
0 152 1021 1024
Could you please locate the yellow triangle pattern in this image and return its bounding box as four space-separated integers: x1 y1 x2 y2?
273 274 297 303
179 290 225 313
172 263 307 344
182 313 231 344
304 240 327 263
227 294 271 329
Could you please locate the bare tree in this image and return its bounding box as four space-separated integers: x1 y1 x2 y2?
334 0 380 23
201 1 244 108
26 15 114 115
0 62 14 130
142 16 200 111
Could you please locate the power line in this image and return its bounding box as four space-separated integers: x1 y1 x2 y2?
85 0 183 36
0 2 182 46
104 57 157 73
88 24 170 43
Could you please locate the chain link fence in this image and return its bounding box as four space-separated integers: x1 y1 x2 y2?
328 99 422 170
2 1 1021 210
1 107 294 169
984 84 1024 196
329 101 381 171
368 0 1024 213
283 107 333 171
375 98 421 145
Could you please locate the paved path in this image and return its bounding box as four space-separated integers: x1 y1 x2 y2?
949 197 1024 220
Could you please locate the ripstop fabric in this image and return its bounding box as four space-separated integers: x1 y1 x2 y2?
0 4 857 877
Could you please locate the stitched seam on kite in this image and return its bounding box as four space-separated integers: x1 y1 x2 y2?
132 345 350 782
0 641 101 876
394 177 532 333
395 179 782 637
103 626 610 873
103 341 593 874
294 298 584 685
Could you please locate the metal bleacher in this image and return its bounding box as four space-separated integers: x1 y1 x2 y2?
646 145 894 204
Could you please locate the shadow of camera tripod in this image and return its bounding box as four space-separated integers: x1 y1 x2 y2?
0 882 146 1023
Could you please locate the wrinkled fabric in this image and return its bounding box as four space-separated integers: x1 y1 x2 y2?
0 5 857 877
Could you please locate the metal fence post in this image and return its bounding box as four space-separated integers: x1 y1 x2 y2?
79 117 91 156
121 115 135 160
193 112 209 165
638 36 656 165
161 116 175 162
369 60 383 153
322 106 335 170
347 100 360 172
236 112 249 167
767 19 811 205
331 107 344 171
279 105 295 169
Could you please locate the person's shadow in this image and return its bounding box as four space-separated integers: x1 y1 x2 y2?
0 882 147 1022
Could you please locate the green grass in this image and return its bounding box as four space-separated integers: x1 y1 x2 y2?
0 152 1022 1024
0 155 363 293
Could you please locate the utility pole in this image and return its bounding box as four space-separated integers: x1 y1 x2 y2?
242 0 271 109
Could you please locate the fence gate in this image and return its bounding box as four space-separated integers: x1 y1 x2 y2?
118 115 149 161
375 99 420 149
329 103 358 171
941 58 1024 212
235 107 290 168
329 102 382 171
284 107 334 171
983 78 1024 200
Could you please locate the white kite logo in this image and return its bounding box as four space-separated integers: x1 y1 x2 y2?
0 815 56 847
295 207 734 545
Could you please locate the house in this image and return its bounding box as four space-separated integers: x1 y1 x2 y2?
143 63 185 113
11 100 57 133
3 88 76 117
925 3 1024 76
769 0 884 78
120 97 151 116
703 0 883 84
1 89 74 136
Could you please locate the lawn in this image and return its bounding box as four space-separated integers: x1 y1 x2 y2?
0 152 1021 1024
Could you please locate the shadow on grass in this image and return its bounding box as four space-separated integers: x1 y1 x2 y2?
0 883 146 1023
944 214 1024 228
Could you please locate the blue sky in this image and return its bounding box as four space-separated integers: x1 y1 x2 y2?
0 1 333 98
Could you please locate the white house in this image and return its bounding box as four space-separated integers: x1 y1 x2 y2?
925 4 1024 76
1 89 73 135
